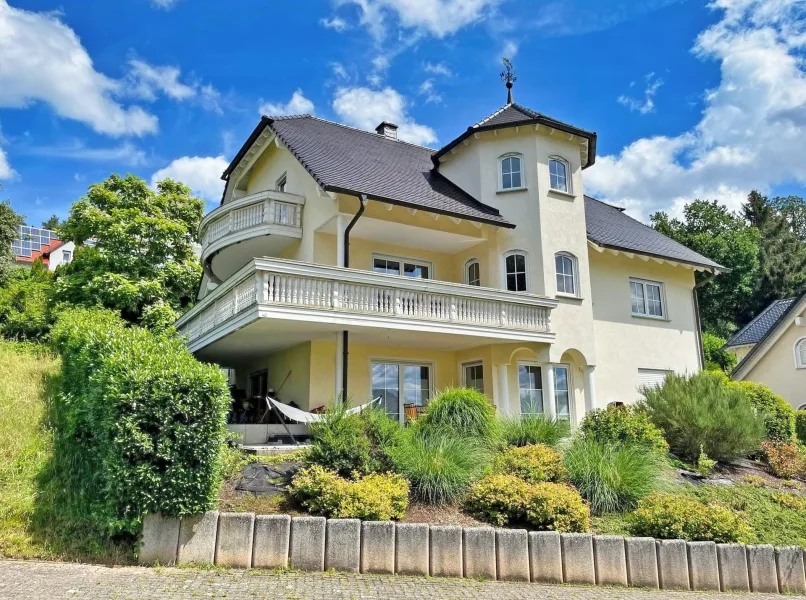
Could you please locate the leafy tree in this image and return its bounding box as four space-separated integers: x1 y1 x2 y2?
652 200 760 336
54 174 203 324
0 188 24 285
0 258 54 340
702 332 737 373
742 191 806 315
41 214 63 231
772 195 806 241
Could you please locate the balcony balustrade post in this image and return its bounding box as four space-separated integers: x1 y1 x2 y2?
265 199 275 225
332 281 341 309
295 205 302 227
500 303 507 327
449 296 458 322
393 288 402 315
227 212 233 233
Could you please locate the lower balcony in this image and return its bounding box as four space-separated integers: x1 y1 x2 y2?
176 258 557 361
200 190 305 283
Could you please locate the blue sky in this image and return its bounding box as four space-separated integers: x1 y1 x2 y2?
1 0 805 226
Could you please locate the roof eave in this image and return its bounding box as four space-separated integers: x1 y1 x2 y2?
587 238 727 272
324 184 516 229
433 118 598 168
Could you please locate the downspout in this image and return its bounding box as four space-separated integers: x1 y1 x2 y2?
341 194 367 402
693 268 719 369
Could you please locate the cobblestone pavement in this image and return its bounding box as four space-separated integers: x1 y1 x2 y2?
0 560 798 600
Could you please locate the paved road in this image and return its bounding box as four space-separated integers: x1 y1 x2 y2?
0 560 797 600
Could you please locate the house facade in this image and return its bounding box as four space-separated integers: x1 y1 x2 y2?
176 99 723 436
12 225 75 270
728 291 806 409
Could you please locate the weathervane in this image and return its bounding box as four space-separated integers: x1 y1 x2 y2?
500 57 517 104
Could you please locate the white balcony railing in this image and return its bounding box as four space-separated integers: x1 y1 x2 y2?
199 190 304 254
178 258 557 346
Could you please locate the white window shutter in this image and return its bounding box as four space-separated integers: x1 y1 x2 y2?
637 368 671 390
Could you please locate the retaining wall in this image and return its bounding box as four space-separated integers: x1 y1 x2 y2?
140 512 806 594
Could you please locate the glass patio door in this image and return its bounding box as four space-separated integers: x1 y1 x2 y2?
371 362 431 423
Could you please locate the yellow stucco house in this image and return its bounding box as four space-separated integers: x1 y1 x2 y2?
727 291 806 410
176 97 725 442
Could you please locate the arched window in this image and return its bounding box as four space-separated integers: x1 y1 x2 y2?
555 252 579 297
549 156 570 193
499 153 524 190
796 338 806 369
503 251 528 292
465 259 480 286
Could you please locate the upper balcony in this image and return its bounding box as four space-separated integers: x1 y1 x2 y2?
177 257 558 361
200 190 305 283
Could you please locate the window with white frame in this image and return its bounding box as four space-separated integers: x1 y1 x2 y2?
466 259 480 286
62 249 72 263
371 361 432 423
463 362 484 393
554 366 571 421
796 338 806 369
630 278 665 318
373 254 431 279
555 252 578 297
518 364 544 415
276 173 287 192
504 251 527 292
499 154 524 190
548 157 569 193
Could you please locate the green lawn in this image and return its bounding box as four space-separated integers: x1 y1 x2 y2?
0 341 130 562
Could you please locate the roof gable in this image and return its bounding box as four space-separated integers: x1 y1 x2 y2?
726 298 797 348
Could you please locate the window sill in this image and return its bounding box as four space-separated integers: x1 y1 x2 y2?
496 187 527 194
547 188 576 199
556 293 583 301
631 313 670 323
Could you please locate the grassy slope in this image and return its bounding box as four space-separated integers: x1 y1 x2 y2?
0 341 129 562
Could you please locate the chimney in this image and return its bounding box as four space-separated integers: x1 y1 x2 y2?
375 121 399 140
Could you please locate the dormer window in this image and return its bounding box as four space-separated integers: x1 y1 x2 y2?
276 173 287 192
549 157 569 193
499 153 524 191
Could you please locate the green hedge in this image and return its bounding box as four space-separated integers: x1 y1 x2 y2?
50 308 230 535
731 381 795 441
797 411 806 443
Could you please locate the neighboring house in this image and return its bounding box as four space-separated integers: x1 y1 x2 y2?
176 94 724 439
728 291 806 409
12 225 75 271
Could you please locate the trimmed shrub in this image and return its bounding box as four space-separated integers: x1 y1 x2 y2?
390 429 490 504
462 474 531 526
526 483 590 533
496 444 567 483
702 332 737 373
761 441 805 479
628 492 752 543
416 387 500 444
642 371 765 462
307 405 402 477
49 308 230 535
289 465 409 521
499 414 569 447
463 474 590 532
796 411 806 443
564 437 668 515
580 404 668 454
732 381 795 442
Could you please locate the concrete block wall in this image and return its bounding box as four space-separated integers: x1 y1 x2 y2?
141 511 806 594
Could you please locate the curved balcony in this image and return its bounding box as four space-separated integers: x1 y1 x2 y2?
200 190 304 283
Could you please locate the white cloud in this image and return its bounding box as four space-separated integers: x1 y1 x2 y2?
259 89 315 116
151 0 181 9
0 1 158 137
150 156 229 203
423 61 452 77
342 0 500 40
500 39 518 59
125 59 221 113
418 79 442 104
332 86 437 146
25 140 147 166
586 0 806 221
617 72 664 114
0 146 14 180
331 62 349 80
320 16 349 31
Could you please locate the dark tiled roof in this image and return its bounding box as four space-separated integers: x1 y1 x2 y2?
726 298 797 347
434 103 597 168
268 115 513 227
584 196 724 270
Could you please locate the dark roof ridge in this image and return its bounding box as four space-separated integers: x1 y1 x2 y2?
584 194 626 211
273 114 439 152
